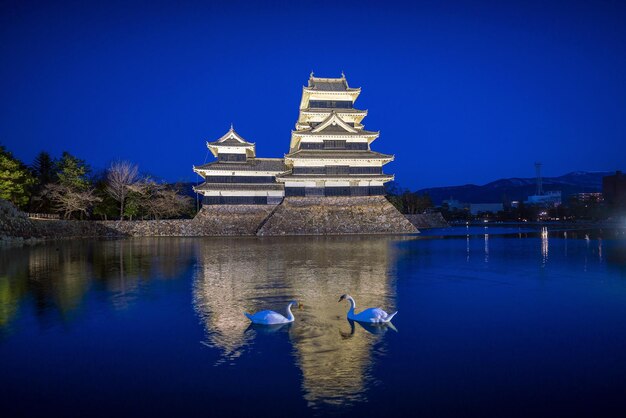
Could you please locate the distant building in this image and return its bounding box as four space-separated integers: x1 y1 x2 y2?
572 192 603 202
525 191 562 207
442 198 467 211
603 170 626 209
193 127 286 205
470 203 504 215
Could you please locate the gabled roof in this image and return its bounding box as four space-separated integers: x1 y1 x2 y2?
305 72 360 92
294 125 379 137
206 125 255 158
311 112 358 134
207 125 254 148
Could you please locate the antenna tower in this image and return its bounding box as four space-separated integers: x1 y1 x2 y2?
535 162 543 195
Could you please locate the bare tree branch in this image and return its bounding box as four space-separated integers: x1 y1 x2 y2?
43 183 102 219
129 179 192 219
106 161 139 219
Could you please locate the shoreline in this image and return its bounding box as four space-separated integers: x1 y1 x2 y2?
2 197 437 242
449 220 626 229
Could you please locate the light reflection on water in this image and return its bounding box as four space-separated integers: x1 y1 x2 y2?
192 236 404 408
1 226 626 417
0 239 198 331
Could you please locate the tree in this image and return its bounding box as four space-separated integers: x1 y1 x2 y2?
92 170 120 220
385 181 406 213
0 145 35 209
152 186 194 219
43 183 101 219
106 160 140 220
30 151 57 212
123 192 142 221
132 179 193 220
31 151 56 185
39 151 96 219
56 152 90 191
402 192 433 214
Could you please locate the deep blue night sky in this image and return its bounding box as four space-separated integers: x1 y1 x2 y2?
1 0 625 189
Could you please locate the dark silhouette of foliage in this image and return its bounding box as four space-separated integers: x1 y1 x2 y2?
0 145 35 209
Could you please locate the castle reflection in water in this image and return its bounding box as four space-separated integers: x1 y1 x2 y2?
192 236 403 407
1 230 621 410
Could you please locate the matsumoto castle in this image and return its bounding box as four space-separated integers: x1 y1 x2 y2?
193 73 395 205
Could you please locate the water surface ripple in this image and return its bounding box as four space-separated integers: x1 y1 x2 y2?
1 226 626 417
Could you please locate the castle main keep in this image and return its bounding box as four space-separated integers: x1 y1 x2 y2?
192 73 417 235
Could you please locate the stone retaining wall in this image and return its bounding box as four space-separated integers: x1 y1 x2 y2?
2 197 419 240
405 212 449 229
1 199 277 241
257 196 418 235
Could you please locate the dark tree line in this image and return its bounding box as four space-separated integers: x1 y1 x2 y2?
385 181 434 214
0 145 194 220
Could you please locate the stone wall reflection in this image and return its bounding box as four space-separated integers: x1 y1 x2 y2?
192 236 400 408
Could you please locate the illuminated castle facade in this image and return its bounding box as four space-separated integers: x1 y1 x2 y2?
193 73 395 204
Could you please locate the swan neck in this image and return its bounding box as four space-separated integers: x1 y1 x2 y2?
286 303 295 321
347 296 356 313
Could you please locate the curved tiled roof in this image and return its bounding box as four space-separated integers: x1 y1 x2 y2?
195 158 287 172
295 127 378 136
194 183 284 191
209 137 253 147
207 127 254 147
301 107 366 114
275 173 393 180
306 75 360 92
285 150 392 160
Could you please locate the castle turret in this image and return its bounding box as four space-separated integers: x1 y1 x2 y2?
193 126 285 205
276 74 394 197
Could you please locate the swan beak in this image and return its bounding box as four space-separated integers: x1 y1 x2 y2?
337 297 342 302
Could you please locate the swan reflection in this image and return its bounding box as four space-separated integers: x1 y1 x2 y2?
341 319 398 336
245 322 292 335
192 236 401 408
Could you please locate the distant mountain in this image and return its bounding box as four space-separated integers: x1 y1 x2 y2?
176 171 616 206
416 171 614 205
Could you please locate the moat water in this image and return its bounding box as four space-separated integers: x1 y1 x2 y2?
1 226 626 417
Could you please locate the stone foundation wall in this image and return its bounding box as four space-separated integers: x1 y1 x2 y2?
257 196 418 236
405 213 449 229
2 197 419 241
192 204 277 235
1 200 277 241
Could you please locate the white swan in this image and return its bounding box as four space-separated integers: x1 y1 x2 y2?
338 294 397 323
244 300 299 325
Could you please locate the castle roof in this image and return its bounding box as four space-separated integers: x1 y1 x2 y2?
285 150 393 161
194 183 284 191
306 73 360 92
206 126 256 158
207 126 254 147
194 158 286 172
300 107 367 115
275 173 393 181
